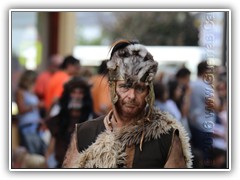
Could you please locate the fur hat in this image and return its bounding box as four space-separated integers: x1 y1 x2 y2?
107 40 158 85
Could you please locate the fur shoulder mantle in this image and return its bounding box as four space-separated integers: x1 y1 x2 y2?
72 110 193 168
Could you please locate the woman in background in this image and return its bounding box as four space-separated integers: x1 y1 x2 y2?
15 70 46 155
45 77 97 168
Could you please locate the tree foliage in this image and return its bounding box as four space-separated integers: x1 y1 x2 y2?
102 12 199 46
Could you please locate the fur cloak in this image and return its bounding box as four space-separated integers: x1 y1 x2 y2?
65 110 193 168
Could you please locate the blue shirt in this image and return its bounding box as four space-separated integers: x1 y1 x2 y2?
18 91 41 127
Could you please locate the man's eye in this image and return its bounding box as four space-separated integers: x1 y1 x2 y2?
118 84 132 93
135 86 146 93
119 84 129 89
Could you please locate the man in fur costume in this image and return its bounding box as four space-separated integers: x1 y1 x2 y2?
62 40 193 168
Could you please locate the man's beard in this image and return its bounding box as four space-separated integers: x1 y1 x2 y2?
115 98 146 120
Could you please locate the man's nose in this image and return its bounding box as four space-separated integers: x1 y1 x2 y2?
127 88 136 99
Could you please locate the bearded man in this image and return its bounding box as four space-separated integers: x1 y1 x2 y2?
62 40 193 168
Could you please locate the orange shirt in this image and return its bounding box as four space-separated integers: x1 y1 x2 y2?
89 75 112 115
34 71 52 100
45 71 70 111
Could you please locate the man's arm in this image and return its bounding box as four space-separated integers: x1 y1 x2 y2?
164 132 187 168
62 127 80 168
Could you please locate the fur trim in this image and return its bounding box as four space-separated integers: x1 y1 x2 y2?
116 109 193 168
75 131 126 168
75 109 193 168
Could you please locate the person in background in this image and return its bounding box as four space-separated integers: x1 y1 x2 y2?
175 67 191 90
153 82 168 110
167 80 182 121
89 60 112 116
44 77 97 168
62 39 192 168
12 146 46 168
15 70 46 156
167 80 192 139
34 54 63 117
175 67 192 119
188 60 220 168
154 82 179 118
211 67 228 168
44 55 80 114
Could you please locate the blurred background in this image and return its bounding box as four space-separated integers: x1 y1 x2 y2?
10 10 229 169
11 11 227 74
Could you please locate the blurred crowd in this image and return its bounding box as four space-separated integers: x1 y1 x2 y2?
11 54 228 169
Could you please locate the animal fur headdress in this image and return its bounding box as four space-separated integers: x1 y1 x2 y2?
107 40 158 85
107 40 158 118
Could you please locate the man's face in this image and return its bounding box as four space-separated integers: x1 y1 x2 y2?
115 80 148 119
68 63 80 76
70 88 84 100
179 76 190 87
